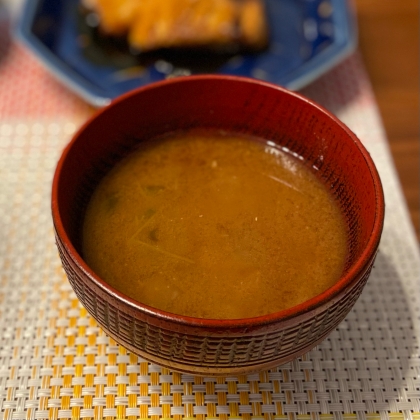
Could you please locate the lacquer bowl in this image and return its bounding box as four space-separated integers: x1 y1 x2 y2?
51 75 384 375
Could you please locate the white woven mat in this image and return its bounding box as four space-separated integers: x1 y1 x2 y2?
0 22 419 419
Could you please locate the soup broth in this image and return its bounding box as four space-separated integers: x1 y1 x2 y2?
82 131 348 319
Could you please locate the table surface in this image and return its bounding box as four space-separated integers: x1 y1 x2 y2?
354 0 420 242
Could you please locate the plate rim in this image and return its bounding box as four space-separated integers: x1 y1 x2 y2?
14 0 357 107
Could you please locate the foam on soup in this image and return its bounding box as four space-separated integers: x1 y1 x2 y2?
82 130 348 319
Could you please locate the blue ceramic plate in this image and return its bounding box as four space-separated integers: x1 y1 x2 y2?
16 0 357 107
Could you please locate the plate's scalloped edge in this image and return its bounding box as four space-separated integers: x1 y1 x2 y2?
283 0 358 90
14 0 111 107
14 0 358 106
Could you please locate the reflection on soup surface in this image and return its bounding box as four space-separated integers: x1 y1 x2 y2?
82 130 348 319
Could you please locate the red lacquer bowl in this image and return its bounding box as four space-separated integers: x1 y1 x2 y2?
52 75 384 375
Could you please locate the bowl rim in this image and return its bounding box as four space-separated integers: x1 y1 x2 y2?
51 74 385 329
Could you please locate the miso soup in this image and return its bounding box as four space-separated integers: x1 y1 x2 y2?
82 130 348 319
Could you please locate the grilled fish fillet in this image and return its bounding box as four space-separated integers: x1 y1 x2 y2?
84 0 268 52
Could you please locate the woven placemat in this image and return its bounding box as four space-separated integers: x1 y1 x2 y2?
0 26 419 420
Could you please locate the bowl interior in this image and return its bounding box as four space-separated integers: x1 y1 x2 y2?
53 76 383 315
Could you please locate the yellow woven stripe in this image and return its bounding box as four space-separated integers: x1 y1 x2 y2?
106 338 117 420
84 319 96 419
282 367 293 420
184 375 194 418
83 308 93 418
194 376 205 420
40 313 54 420
228 377 238 417
140 361 149 419
34 279 54 420
204 377 214 418
116 346 126 419
173 371 183 420
128 353 139 420
303 354 319 420
151 370 160 420
161 367 172 419
238 375 250 420
70 300 82 420
94 328 106 420
249 374 261 417
216 376 227 420
271 369 282 417
260 370 273 420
